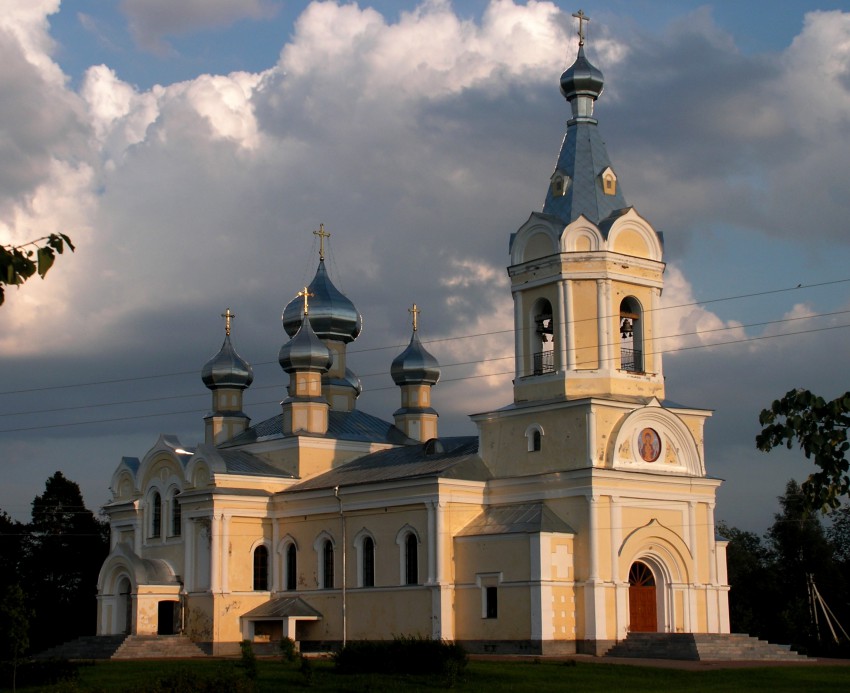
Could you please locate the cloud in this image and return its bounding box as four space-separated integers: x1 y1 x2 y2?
1 2 849 530
121 0 280 54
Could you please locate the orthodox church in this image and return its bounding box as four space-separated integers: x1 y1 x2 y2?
96 25 730 655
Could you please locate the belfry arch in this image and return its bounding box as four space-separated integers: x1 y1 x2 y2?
531 297 555 375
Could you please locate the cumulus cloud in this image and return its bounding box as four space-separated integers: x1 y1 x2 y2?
121 0 279 53
1 2 849 530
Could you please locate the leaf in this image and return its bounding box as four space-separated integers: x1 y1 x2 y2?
36 247 55 278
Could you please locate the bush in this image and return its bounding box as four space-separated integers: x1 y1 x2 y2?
239 640 257 680
334 635 467 679
279 636 298 662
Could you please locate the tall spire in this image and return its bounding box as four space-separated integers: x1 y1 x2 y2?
541 11 626 226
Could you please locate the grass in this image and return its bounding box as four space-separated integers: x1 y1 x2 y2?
11 657 850 693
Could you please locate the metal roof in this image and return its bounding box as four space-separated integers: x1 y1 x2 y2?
288 436 488 491
217 449 294 478
457 502 576 537
241 596 322 620
224 409 414 447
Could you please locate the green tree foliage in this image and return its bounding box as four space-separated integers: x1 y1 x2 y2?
721 480 850 655
757 389 850 511
0 511 25 592
0 234 74 306
22 472 109 652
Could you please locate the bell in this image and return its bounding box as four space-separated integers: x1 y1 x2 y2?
620 318 633 339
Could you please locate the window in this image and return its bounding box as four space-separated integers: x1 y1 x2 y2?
362 536 375 587
485 586 498 619
619 297 644 373
532 298 555 376
525 424 544 452
405 533 418 585
253 545 269 591
150 491 162 538
170 494 181 537
478 573 502 618
286 544 297 591
322 540 334 589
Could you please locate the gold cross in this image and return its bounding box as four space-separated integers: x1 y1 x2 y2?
297 287 314 315
221 308 235 336
409 303 420 332
572 9 590 47
313 223 330 261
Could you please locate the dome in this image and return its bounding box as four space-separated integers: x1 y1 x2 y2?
391 330 440 385
279 314 332 374
201 334 254 390
282 260 362 343
559 45 604 108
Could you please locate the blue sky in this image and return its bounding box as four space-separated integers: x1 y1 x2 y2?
1 1 849 533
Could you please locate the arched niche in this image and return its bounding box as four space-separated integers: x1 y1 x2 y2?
611 405 704 476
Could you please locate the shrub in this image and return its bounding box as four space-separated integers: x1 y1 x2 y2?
239 640 257 680
279 636 298 662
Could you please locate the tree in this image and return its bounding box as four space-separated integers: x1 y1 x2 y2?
0 234 74 306
0 584 31 692
757 388 850 511
22 472 109 652
716 521 780 639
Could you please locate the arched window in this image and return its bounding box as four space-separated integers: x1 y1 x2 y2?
619 297 644 372
169 493 181 537
322 540 334 589
286 544 297 591
525 424 544 452
532 298 555 376
253 545 269 591
405 533 418 585
150 491 162 538
361 536 375 587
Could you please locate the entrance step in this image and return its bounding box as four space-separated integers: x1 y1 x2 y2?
605 632 810 661
35 634 127 660
112 634 207 659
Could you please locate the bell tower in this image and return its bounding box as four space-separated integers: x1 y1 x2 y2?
509 17 665 405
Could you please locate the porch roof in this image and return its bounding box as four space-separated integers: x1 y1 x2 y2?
241 596 322 620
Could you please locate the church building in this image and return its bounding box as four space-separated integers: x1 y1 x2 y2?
96 23 730 655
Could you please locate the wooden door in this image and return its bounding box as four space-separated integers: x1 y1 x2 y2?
628 562 657 632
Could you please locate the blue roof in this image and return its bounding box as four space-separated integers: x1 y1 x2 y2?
288 436 488 491
223 408 414 447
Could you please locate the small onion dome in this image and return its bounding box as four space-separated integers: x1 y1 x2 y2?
202 334 254 390
344 367 363 396
391 330 441 385
279 314 332 374
282 260 362 343
559 44 604 103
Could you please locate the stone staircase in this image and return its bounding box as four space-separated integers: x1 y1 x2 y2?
35 634 128 660
605 633 810 661
112 634 207 659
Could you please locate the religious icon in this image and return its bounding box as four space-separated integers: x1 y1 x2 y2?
638 428 661 463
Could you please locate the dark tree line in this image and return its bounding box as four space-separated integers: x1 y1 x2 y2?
720 479 850 656
0 472 109 656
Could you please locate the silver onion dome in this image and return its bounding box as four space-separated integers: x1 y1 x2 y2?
559 44 604 119
202 334 254 390
391 330 441 385
279 314 333 374
282 260 362 343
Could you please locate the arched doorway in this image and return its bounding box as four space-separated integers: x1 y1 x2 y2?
117 577 132 635
628 561 657 632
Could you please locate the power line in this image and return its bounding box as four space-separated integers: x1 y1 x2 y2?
1 276 847 397
2 306 848 419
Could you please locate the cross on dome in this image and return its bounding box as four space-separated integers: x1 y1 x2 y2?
313 223 330 261
409 303 420 332
297 287 314 315
572 9 590 47
221 308 235 336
